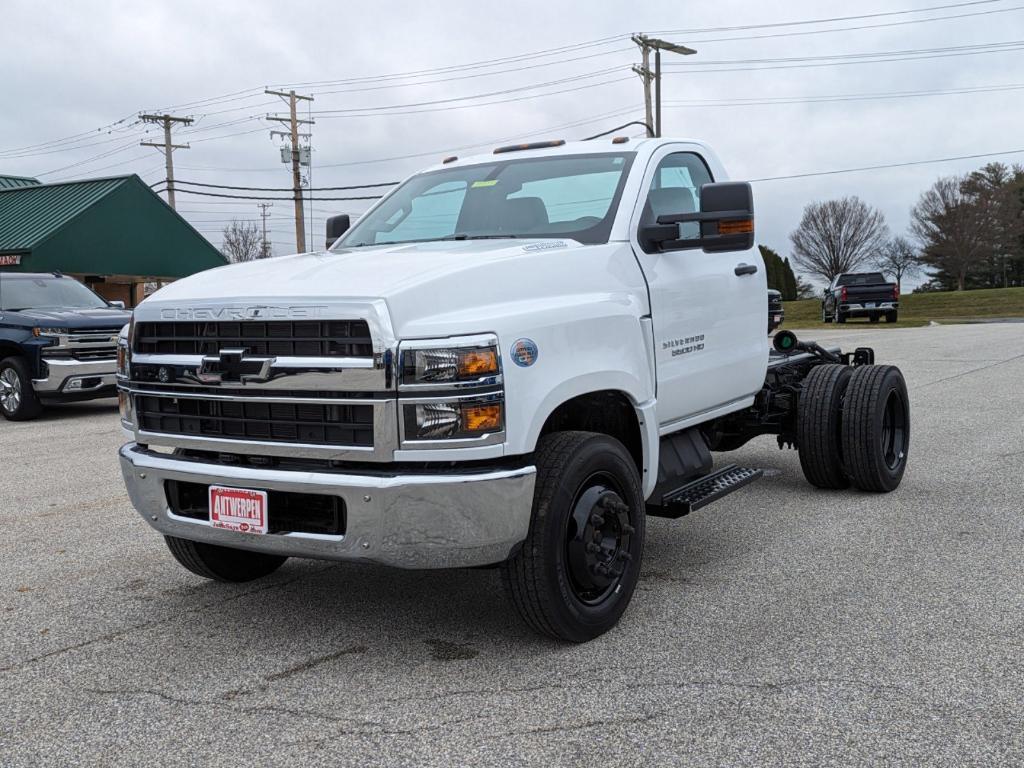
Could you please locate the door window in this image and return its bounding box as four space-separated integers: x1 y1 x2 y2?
639 152 713 251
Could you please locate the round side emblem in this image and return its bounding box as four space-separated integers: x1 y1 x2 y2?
511 338 538 367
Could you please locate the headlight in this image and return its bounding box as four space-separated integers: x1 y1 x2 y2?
400 337 500 387
402 397 504 441
32 327 68 338
117 322 131 377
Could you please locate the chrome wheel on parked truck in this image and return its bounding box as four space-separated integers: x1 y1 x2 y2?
0 357 42 421
502 431 645 642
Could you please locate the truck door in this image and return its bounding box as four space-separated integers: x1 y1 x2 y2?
629 148 768 430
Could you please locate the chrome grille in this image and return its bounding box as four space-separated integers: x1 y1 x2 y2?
135 393 374 447
134 320 373 358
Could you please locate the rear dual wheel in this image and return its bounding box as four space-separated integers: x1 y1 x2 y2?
797 364 910 492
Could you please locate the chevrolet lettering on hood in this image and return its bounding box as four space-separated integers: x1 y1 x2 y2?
159 305 328 321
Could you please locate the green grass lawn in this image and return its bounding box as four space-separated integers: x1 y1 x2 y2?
782 286 1024 329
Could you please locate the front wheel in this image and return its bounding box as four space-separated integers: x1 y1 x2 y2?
502 431 645 642
0 357 43 421
165 536 288 582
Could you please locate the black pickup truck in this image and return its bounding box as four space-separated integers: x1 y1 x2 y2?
0 272 131 420
822 272 899 324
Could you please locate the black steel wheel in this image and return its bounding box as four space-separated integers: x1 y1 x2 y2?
165 536 288 582
797 364 853 489
501 431 645 642
841 365 910 492
0 356 42 421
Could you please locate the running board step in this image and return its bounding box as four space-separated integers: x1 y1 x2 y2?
647 464 763 519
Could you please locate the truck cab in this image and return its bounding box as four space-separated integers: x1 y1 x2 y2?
117 137 910 641
0 272 130 420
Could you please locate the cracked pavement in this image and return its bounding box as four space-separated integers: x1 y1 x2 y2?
1 323 1023 766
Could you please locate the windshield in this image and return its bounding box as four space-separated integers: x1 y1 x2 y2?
336 152 635 248
0 276 109 311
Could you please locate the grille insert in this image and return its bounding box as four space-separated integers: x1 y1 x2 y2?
134 320 373 358
136 394 374 446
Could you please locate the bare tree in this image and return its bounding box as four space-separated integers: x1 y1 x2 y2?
221 220 262 263
789 196 889 284
910 177 987 291
872 236 922 294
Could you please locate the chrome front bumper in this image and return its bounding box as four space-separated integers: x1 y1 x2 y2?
34 357 118 394
119 443 536 569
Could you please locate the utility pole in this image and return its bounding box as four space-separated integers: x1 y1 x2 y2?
257 202 273 259
266 89 314 253
140 114 193 209
631 35 697 138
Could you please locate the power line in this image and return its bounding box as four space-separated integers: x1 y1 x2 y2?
665 38 1024 67
650 0 1002 35
749 147 1024 182
666 3 1024 45
660 82 1024 107
311 67 626 115
313 76 635 119
151 186 382 202
170 179 400 191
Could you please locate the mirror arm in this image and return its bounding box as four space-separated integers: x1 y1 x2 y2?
656 208 751 226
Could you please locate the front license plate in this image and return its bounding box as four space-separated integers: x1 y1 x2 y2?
209 485 268 535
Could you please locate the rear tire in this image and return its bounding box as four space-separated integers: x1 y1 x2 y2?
885 311 898 323
0 356 43 421
869 314 880 324
836 311 847 324
501 431 645 643
797 364 853 489
841 365 910 492
165 536 288 582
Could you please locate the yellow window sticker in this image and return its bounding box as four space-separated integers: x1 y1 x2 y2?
471 180 499 188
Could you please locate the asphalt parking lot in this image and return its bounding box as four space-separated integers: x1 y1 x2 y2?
1 322 1022 766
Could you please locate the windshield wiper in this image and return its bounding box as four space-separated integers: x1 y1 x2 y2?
346 233 518 248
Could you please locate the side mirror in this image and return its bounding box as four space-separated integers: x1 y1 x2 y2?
109 300 126 309
640 181 754 253
326 214 351 248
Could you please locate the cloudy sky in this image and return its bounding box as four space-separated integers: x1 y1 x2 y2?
3 0 1023 288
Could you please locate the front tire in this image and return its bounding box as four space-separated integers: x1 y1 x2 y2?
165 536 288 582
797 364 853 489
841 365 910 492
0 356 43 421
502 432 645 642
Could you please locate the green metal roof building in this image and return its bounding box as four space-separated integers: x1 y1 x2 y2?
0 174 227 306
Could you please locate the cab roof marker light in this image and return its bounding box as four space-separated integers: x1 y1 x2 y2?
442 156 458 164
611 136 629 144
493 139 566 155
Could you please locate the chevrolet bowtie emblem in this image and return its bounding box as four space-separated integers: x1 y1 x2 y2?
198 349 276 384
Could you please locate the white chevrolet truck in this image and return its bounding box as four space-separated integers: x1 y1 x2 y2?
117 137 910 642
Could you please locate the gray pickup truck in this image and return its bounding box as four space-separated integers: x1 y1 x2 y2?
822 272 899 324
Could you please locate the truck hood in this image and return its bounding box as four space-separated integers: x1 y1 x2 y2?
139 238 641 337
4 307 132 328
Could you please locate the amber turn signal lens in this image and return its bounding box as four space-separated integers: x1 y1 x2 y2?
718 218 754 235
458 349 499 377
461 404 502 432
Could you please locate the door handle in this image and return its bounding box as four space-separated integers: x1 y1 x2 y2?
734 263 758 276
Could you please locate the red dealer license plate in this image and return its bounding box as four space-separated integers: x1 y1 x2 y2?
209 486 268 535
